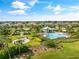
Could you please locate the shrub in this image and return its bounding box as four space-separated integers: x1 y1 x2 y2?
41 37 50 42
31 31 37 37
0 45 29 59
44 40 57 48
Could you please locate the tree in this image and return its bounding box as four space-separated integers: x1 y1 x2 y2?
0 25 11 36
44 40 57 48
31 31 37 37
16 40 23 56
0 25 12 59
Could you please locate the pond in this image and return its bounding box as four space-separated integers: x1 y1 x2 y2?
46 33 68 39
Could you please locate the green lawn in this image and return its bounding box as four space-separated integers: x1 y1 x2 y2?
31 40 79 59
8 35 42 47
3 35 79 59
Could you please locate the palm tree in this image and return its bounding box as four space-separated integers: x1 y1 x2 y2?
4 35 11 59
0 35 11 59
15 39 23 58
0 25 12 59
18 40 23 55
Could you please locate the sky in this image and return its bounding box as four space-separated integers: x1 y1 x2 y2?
0 0 79 21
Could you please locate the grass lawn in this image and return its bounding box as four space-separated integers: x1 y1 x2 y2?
31 40 79 59
8 35 42 47
26 37 41 46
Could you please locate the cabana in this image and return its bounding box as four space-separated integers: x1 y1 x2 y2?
42 26 55 33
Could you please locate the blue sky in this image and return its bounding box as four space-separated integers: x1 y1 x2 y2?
0 0 79 21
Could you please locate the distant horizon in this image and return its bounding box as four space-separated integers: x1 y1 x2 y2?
0 20 79 22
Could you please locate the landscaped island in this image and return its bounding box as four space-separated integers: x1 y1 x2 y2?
0 21 79 59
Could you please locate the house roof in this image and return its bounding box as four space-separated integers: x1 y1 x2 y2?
42 26 54 30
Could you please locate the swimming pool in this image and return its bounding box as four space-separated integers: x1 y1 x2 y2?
46 33 67 39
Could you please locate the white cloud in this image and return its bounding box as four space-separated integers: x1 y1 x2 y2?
46 5 79 14
28 12 79 21
68 6 79 11
9 0 38 15
51 12 79 21
12 1 30 9
45 5 54 10
54 5 79 15
45 4 79 15
46 5 64 11
53 5 64 15
27 0 38 7
8 10 25 15
8 1 31 15
54 5 63 11
46 5 65 14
